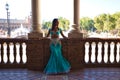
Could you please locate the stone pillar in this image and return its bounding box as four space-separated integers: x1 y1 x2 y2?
28 0 44 39
68 0 83 38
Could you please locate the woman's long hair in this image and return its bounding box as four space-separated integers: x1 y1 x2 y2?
51 18 59 30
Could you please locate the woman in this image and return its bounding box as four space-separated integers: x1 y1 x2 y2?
44 18 71 74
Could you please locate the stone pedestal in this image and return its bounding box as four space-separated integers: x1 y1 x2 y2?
68 25 83 38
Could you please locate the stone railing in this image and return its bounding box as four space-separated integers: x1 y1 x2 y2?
0 38 27 68
0 38 119 70
27 38 120 71
83 38 120 68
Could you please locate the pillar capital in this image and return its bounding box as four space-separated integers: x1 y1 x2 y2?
68 24 83 38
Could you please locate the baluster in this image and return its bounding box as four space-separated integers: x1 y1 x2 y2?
110 42 115 63
0 44 1 63
3 43 8 63
16 43 20 63
97 42 102 63
119 43 120 63
91 42 96 63
22 43 27 63
116 42 120 63
9 43 14 63
84 42 90 63
1 43 3 63
104 42 108 63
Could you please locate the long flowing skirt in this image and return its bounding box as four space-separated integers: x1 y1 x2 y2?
44 39 71 74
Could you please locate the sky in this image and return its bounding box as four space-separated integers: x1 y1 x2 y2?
0 0 73 22
0 0 120 23
80 0 120 18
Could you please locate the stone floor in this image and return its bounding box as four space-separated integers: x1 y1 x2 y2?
0 68 120 80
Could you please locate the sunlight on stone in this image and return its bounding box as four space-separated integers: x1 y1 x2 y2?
22 43 27 63
104 42 108 63
3 43 8 63
16 43 20 63
110 42 115 63
85 42 89 63
9 43 14 63
91 42 96 63
97 42 102 63
116 43 120 63
0 44 1 63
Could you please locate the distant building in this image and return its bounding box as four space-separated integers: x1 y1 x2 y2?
0 17 31 38
0 17 31 31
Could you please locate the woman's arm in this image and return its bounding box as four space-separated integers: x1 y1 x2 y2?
46 29 50 37
60 29 68 39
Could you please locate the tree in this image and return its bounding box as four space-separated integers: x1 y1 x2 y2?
112 12 120 20
112 12 120 29
58 17 70 31
42 21 52 29
42 17 70 31
80 17 95 32
94 14 115 31
104 14 115 31
94 14 107 32
116 18 120 29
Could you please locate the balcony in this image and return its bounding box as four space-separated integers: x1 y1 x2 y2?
0 38 119 79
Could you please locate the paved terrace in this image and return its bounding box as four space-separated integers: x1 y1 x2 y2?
0 68 120 80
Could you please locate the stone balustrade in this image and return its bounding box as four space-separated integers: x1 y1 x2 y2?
0 38 119 70
27 38 120 71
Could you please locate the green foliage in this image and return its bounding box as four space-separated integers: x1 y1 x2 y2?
42 17 70 31
58 17 70 31
112 12 120 20
94 13 116 32
94 14 107 31
112 12 120 29
116 18 120 29
42 11 120 34
42 21 52 29
80 17 95 31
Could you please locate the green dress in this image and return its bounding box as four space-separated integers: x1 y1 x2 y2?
44 28 71 74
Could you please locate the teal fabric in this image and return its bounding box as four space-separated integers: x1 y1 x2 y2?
49 28 61 36
44 39 71 74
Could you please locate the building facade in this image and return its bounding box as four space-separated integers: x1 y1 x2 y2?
0 17 31 38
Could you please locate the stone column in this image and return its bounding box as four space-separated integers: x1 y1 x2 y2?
68 0 83 38
28 0 44 39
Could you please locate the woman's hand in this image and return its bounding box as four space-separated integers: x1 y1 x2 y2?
64 36 69 39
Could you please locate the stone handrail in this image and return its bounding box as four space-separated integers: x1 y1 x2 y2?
0 38 27 68
27 38 120 71
83 38 120 68
0 38 119 70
